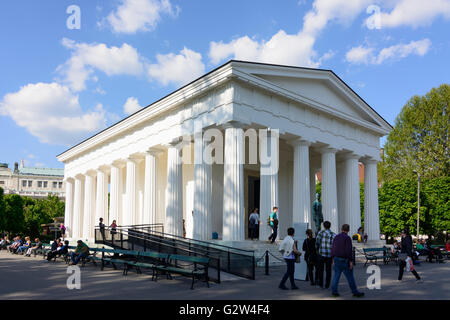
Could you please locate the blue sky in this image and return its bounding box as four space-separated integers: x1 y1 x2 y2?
0 0 449 169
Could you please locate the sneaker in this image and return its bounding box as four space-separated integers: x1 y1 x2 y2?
279 285 289 290
291 286 299 290
332 292 340 297
353 292 365 298
416 279 423 283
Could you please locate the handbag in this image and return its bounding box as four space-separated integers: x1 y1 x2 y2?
405 257 414 271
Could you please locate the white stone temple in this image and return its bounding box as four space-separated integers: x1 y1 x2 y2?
57 61 391 244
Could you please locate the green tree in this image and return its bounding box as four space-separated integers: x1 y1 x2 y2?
3 194 25 235
0 187 5 234
380 84 450 182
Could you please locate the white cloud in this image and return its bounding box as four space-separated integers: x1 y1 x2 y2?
345 46 374 64
346 39 432 65
209 0 372 67
147 47 205 86
0 82 107 146
374 0 450 28
105 0 180 34
123 97 142 115
56 38 144 92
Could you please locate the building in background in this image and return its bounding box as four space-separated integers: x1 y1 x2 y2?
0 160 65 199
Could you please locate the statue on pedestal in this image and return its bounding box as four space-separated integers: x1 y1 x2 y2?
312 193 323 235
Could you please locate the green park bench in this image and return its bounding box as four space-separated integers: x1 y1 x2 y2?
157 254 210 290
363 247 391 266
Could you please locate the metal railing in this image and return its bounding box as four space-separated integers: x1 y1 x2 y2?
128 226 255 280
94 224 256 281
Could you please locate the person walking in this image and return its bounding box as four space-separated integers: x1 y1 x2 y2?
398 229 421 282
278 227 300 290
268 207 279 244
303 229 318 286
249 208 260 240
60 223 66 240
315 221 335 289
330 224 364 297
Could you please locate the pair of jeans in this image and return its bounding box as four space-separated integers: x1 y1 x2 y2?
331 257 359 294
398 259 421 280
249 226 257 240
71 252 86 265
306 259 319 284
268 225 278 243
317 255 332 288
16 246 28 253
279 259 296 288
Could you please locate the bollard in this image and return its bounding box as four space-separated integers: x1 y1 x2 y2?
265 250 269 275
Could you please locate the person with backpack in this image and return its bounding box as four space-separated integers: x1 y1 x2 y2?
303 229 318 286
267 207 279 244
248 208 260 240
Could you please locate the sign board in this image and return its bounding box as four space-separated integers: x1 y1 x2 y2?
293 222 309 281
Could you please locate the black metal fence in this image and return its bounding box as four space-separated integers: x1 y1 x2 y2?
94 224 256 281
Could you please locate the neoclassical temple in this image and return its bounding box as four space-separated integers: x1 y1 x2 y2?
57 61 391 243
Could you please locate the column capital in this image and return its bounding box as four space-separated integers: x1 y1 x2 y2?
362 158 378 165
221 121 246 130
84 169 97 177
289 138 312 147
319 146 338 154
146 147 165 157
74 173 85 180
64 177 75 183
96 165 110 173
342 152 362 161
110 159 126 168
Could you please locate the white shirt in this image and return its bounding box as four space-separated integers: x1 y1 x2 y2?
279 235 295 259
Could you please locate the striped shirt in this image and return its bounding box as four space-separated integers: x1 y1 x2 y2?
316 229 336 258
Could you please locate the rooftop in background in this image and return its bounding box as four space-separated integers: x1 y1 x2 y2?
18 167 64 177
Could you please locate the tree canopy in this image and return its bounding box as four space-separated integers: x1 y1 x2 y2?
380 84 449 182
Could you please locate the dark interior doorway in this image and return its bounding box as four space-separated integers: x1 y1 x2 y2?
248 176 260 239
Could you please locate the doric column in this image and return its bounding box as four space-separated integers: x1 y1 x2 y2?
259 130 279 241
95 168 108 226
193 133 212 240
143 150 160 225
292 139 311 225
165 144 183 236
364 159 380 241
125 158 139 226
321 148 339 234
223 124 245 241
72 176 84 239
343 154 361 235
83 172 96 240
109 163 123 225
64 178 74 238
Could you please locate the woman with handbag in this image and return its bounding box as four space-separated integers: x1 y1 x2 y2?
278 227 301 290
398 229 421 281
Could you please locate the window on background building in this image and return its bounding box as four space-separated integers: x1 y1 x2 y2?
22 180 27 187
38 181 42 188
43 181 48 188
0 181 4 185
58 182 63 188
53 181 57 188
28 180 32 187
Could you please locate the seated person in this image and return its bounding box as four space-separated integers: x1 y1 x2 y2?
445 240 450 252
0 236 10 250
16 237 32 254
9 236 23 253
26 238 42 257
70 240 90 265
47 240 69 261
425 240 443 263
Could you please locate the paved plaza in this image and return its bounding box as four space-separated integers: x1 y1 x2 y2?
0 250 448 300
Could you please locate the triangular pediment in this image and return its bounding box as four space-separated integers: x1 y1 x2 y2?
255 75 376 124
231 61 392 134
